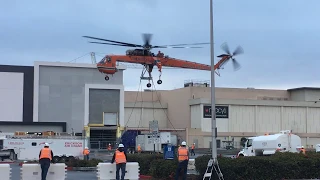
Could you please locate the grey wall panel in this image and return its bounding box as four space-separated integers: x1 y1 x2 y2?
89 89 120 124
38 66 123 133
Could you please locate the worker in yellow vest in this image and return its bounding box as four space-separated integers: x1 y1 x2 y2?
39 143 54 180
137 144 142 154
83 147 90 160
175 141 189 180
111 143 127 180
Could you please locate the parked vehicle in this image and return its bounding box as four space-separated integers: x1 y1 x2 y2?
237 130 302 157
0 132 87 162
121 130 177 153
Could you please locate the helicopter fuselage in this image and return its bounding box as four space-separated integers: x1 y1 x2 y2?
126 49 153 56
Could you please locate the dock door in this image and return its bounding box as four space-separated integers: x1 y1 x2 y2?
90 128 117 149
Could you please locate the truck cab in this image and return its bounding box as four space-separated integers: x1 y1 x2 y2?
237 137 254 157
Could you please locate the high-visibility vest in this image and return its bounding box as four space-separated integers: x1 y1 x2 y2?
83 149 90 155
137 145 141 152
108 145 112 150
115 150 127 164
178 147 189 161
191 145 195 149
39 148 52 160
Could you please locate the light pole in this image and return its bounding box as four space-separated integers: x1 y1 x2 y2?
209 0 217 160
209 1 224 179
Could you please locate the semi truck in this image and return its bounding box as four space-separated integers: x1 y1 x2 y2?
0 132 88 162
121 130 177 153
237 130 302 157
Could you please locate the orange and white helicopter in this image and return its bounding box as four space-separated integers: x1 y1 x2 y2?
83 34 243 88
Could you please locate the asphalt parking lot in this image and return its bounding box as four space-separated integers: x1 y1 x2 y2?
10 163 98 180
7 151 236 180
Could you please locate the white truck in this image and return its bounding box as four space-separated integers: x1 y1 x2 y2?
237 130 302 157
0 134 88 162
135 132 177 153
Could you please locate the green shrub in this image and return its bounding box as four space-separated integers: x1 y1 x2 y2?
127 154 163 175
127 154 181 178
66 158 103 167
195 152 320 180
149 159 178 179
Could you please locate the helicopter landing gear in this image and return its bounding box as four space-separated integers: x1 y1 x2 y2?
147 83 152 88
157 73 162 84
105 76 109 81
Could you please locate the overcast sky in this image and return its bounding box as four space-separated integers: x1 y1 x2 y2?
1 0 320 91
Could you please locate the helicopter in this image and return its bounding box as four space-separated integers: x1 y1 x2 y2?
83 34 243 88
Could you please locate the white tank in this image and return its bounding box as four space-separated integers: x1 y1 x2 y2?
315 144 320 152
252 130 301 155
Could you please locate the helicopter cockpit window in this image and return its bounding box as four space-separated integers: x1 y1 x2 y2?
99 58 106 64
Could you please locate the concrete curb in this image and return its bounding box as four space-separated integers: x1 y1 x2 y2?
66 167 97 171
0 161 14 164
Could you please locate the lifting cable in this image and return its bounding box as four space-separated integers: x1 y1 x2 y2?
150 79 185 142
124 78 142 135
137 84 144 131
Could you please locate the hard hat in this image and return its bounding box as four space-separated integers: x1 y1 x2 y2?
301 146 304 148
109 143 111 145
181 141 187 146
85 147 88 149
44 143 49 146
118 144 124 148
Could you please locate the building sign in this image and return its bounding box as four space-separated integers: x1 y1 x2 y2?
203 105 229 118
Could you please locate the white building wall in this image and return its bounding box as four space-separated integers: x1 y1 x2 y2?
191 99 320 135
229 105 255 132
256 106 281 133
282 107 307 133
307 107 320 133
0 72 24 122
190 105 201 129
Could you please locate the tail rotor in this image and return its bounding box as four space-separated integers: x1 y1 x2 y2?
220 43 244 71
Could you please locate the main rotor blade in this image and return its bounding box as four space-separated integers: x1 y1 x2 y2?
232 58 241 71
88 42 140 47
142 33 153 47
221 42 231 55
232 46 244 56
156 42 210 47
83 36 141 47
152 46 203 48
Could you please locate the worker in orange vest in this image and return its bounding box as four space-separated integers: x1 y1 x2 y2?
191 143 195 156
83 147 90 160
175 141 189 180
39 143 54 180
107 143 112 151
300 146 306 155
111 143 127 180
137 144 142 154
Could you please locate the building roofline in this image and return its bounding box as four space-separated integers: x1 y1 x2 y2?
34 61 127 70
287 87 320 91
188 98 320 107
0 64 33 68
